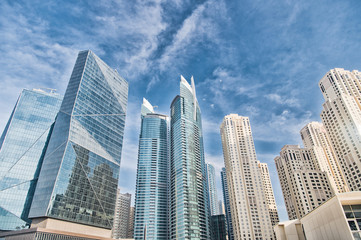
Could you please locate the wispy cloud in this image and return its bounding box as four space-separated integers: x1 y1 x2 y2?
266 93 300 107
0 2 79 128
252 109 313 144
94 0 167 79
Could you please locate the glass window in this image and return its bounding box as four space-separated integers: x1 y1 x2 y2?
349 220 357 231
346 212 355 218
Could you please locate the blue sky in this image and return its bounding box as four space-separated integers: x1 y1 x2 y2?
1 0 361 221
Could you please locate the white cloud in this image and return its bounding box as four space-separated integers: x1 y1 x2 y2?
0 3 79 131
252 109 313 144
157 0 226 73
266 93 300 107
94 0 167 79
202 117 221 134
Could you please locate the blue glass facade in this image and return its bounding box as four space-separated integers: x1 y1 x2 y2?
28 50 128 229
134 99 168 240
0 89 62 230
170 76 209 240
206 163 219 216
221 168 234 240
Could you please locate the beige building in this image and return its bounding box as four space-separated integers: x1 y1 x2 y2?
319 68 361 191
258 161 280 227
275 145 334 220
112 191 132 239
220 114 275 240
0 218 114 239
274 219 305 240
275 191 361 240
300 122 349 193
127 206 134 239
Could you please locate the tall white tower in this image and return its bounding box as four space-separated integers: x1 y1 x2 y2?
257 161 279 227
300 122 349 193
220 114 275 240
319 68 361 191
275 145 334 220
112 191 132 239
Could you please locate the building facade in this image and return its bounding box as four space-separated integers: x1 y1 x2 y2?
112 191 132 239
128 206 134 239
170 76 209 239
206 163 220 216
211 214 228 240
218 200 225 215
300 121 348 193
0 89 62 230
275 191 361 240
275 145 334 220
27 50 128 237
319 68 361 191
257 161 279 227
221 167 234 240
134 98 168 240
220 114 275 240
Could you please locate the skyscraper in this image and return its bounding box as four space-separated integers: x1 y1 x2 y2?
220 114 275 240
206 163 220 216
319 68 361 191
134 98 168 240
211 214 228 240
128 206 135 239
0 89 62 230
112 191 132 239
300 121 349 193
218 200 225 215
28 50 128 238
257 161 279 227
221 167 234 240
275 145 334 220
170 76 209 239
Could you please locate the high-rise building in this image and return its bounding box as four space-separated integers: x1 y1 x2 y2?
170 76 209 239
134 98 168 240
206 163 219 216
211 214 228 240
257 161 279 227
218 200 225 215
221 167 234 240
275 145 334 220
27 50 128 238
0 89 62 231
128 206 135 239
319 68 361 191
112 191 132 239
220 114 275 240
300 121 349 193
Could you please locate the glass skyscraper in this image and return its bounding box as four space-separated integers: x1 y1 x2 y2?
170 76 209 240
0 89 62 230
134 98 168 240
211 214 227 240
206 163 219 216
221 167 234 240
28 50 128 230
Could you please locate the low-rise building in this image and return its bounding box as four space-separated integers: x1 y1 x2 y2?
275 191 361 240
